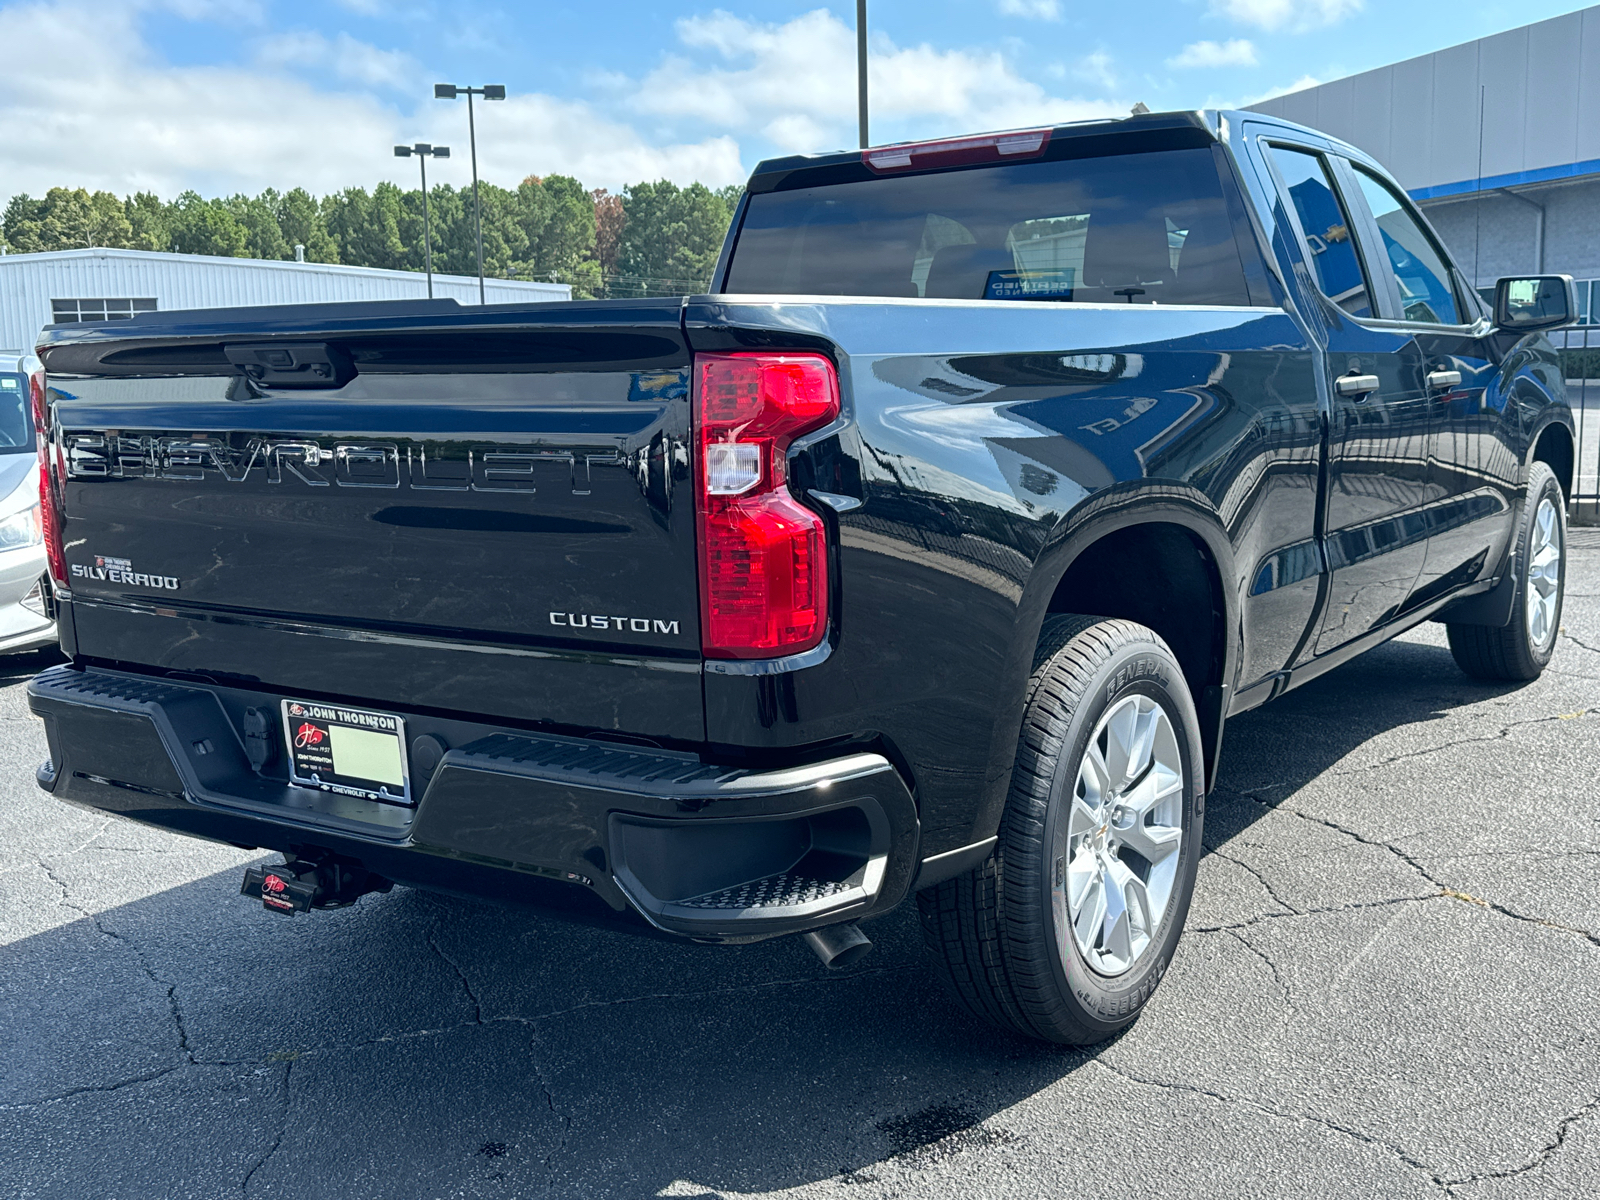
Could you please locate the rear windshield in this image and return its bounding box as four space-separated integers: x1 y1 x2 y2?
725 147 1255 306
0 375 31 454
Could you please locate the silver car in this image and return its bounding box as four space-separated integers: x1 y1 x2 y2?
0 353 56 654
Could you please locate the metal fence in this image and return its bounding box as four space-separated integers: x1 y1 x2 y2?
1563 325 1600 524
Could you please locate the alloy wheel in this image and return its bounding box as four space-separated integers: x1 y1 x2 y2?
1053 695 1185 977
1526 496 1563 650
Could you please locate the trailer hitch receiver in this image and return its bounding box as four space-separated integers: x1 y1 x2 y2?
241 853 392 916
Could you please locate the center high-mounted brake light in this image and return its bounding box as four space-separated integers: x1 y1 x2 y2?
695 353 840 659
29 369 67 591
863 128 1052 173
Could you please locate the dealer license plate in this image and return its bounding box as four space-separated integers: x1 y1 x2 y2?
282 700 411 805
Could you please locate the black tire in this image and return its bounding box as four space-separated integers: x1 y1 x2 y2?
1446 462 1566 682
919 616 1205 1045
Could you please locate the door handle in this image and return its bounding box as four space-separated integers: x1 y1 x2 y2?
1426 369 1463 389
1335 374 1380 398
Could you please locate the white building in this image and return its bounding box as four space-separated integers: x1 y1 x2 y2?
1245 5 1600 311
0 248 571 353
1246 6 1600 509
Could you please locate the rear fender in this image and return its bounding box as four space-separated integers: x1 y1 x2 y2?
968 483 1238 845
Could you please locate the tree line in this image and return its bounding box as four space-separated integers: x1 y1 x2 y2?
0 177 745 298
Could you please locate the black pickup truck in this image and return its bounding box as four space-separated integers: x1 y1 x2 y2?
26 110 1578 1045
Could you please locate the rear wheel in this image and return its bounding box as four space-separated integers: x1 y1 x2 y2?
918 616 1205 1045
1446 463 1566 682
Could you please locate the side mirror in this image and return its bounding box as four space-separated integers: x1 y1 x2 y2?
1494 275 1578 332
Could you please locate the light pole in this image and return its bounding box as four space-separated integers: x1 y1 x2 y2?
434 83 505 304
394 142 450 299
856 0 868 148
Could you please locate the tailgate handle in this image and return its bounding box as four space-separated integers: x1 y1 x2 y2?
224 342 353 389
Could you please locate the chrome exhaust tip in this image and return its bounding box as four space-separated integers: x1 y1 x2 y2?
803 921 873 969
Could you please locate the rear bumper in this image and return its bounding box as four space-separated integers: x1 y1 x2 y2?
26 665 919 942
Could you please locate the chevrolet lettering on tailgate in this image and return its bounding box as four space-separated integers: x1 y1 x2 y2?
64 435 623 494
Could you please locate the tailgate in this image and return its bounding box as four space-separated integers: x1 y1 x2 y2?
40 298 704 741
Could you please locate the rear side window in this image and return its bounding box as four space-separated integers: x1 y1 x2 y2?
0 374 31 453
725 148 1257 306
1349 167 1461 326
1267 145 1373 319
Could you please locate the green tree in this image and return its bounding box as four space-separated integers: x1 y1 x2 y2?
473 181 530 279
515 176 554 266
533 176 596 278
125 192 170 251
224 190 291 261
78 189 137 248
418 184 469 275
510 175 598 295
1 187 135 251
424 182 526 279
1 174 739 298
167 192 249 257
323 184 411 271
616 181 736 294
276 188 338 263
1 194 47 253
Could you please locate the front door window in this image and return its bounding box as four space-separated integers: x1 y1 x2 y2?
1349 168 1461 326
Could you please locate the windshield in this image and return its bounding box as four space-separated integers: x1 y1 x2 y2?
725 147 1255 306
0 375 32 454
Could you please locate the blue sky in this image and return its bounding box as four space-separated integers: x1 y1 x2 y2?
0 0 1591 205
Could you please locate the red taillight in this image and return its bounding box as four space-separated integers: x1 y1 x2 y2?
30 369 67 590
863 128 1052 173
695 353 840 659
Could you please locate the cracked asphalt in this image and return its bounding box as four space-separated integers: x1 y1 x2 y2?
4 541 1600 1199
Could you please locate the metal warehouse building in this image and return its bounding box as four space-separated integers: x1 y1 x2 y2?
1247 5 1600 510
0 248 570 354
1246 4 1600 313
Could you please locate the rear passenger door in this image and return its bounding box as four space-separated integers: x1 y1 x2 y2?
1262 143 1433 656
1337 163 1519 605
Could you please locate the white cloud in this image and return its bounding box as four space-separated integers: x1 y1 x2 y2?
996 0 1061 19
0 0 746 206
255 30 421 91
1073 50 1117 91
762 114 831 152
146 0 264 21
1236 72 1322 105
634 9 1125 154
1209 0 1362 32
425 95 747 189
1167 39 1258 69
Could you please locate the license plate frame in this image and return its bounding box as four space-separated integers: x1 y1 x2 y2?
281 699 412 806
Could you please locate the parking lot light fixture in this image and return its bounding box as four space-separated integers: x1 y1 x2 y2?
395 142 450 299
857 0 868 148
434 83 506 304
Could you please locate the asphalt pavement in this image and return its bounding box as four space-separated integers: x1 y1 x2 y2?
3 541 1599 1199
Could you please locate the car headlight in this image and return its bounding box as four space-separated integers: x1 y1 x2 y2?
0 504 43 551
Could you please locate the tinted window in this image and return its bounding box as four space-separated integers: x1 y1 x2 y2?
51 298 157 323
1350 168 1460 325
725 148 1255 306
0 375 32 453
1268 145 1372 319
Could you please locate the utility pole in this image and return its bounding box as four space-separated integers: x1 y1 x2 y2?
394 142 450 299
434 83 506 303
856 0 869 149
